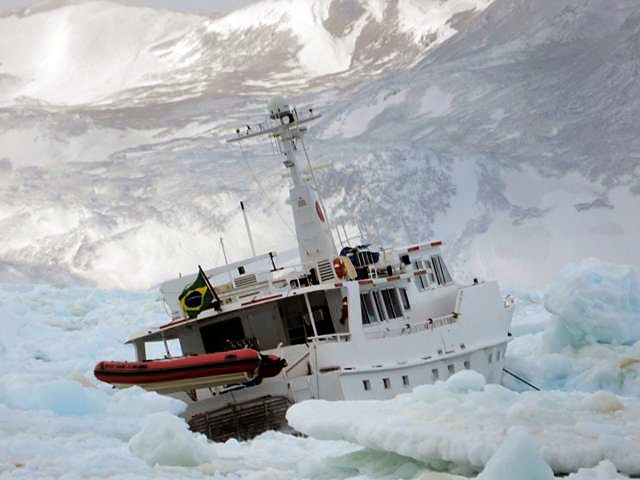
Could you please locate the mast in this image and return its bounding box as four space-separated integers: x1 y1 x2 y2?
227 96 337 272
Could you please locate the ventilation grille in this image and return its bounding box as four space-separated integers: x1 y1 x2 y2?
234 274 257 289
318 260 335 282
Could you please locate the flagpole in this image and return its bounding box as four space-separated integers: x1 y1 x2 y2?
198 265 222 311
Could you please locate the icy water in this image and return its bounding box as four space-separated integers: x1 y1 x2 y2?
1 259 639 479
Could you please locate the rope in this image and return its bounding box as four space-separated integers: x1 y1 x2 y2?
502 367 541 391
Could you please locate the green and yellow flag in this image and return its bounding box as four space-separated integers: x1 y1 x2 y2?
179 269 214 319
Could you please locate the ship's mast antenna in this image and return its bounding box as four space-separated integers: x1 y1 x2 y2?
240 201 256 257
227 97 337 272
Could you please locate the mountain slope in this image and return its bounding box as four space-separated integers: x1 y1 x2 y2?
0 0 639 289
0 0 492 107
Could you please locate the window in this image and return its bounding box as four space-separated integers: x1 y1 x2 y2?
424 258 437 284
496 350 501 361
431 255 453 285
145 339 182 360
488 353 493 364
360 293 377 324
372 291 387 320
432 368 439 381
448 364 455 375
383 378 391 389
464 360 471 370
363 379 371 391
402 375 410 386
399 288 411 310
413 260 428 290
381 289 403 319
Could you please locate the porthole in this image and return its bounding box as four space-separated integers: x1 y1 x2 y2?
464 360 471 369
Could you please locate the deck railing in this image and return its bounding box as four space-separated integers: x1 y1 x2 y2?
308 332 352 343
363 313 458 339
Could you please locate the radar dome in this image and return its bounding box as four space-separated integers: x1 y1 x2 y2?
268 96 291 119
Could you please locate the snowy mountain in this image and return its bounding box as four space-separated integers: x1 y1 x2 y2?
0 0 639 289
0 0 489 106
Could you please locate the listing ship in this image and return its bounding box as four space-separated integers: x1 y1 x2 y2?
104 97 514 441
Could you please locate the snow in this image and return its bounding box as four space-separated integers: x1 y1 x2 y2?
0 1 203 106
397 0 492 44
287 371 640 475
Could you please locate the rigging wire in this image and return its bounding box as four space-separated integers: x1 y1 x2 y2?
235 142 311 256
299 136 340 249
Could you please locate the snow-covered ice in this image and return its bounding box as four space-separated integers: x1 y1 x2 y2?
287 370 640 476
2 259 638 478
506 259 640 395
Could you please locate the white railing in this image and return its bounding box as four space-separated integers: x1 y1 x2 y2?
363 313 458 340
308 333 352 343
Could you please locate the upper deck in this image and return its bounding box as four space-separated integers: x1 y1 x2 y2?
128 240 452 344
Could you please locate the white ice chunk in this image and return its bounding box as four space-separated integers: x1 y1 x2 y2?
476 430 553 480
543 259 640 350
287 371 640 475
567 460 629 479
129 412 213 467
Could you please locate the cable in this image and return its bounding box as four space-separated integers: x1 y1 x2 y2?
235 142 311 257
300 136 338 249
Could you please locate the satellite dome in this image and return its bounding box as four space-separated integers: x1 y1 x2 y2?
267 96 291 118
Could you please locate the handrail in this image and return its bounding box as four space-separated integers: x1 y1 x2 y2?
363 313 457 339
308 333 352 343
285 351 310 375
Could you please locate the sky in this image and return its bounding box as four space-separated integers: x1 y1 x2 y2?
0 0 255 14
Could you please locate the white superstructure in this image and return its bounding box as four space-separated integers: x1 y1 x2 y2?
126 97 514 439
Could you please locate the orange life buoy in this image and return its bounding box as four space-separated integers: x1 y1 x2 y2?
333 257 346 279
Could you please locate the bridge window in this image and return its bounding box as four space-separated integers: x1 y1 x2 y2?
413 260 428 290
372 291 387 321
431 255 453 285
399 288 411 310
360 293 378 324
381 289 403 319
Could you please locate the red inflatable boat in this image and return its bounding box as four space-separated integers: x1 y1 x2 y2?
94 348 286 394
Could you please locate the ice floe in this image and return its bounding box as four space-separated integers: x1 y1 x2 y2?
287 370 640 475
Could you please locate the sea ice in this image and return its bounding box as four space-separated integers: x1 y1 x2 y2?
505 260 640 395
476 430 554 480
543 259 640 350
129 412 213 467
287 370 640 476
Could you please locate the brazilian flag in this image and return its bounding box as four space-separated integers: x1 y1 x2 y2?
179 269 214 319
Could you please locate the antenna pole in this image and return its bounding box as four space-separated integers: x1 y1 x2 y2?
220 237 233 283
240 201 256 257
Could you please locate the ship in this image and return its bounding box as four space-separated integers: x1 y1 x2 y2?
115 96 514 441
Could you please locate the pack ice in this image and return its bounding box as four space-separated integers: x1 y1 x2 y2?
287 371 638 475
289 259 640 476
